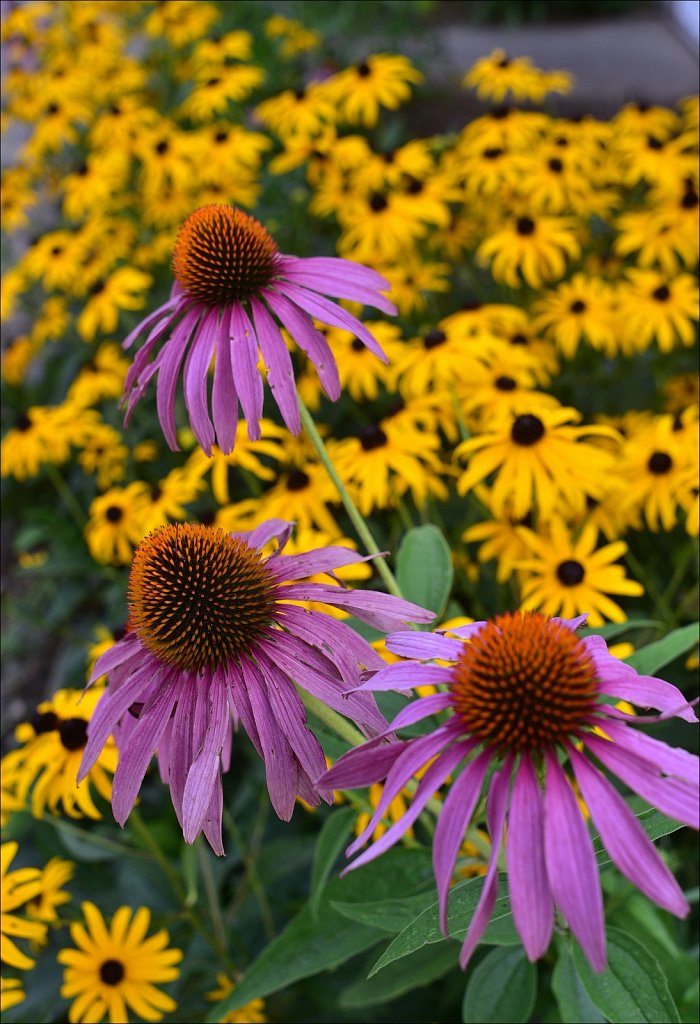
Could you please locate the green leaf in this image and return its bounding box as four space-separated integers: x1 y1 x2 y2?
340 941 458 1008
594 805 684 868
207 848 432 1021
573 926 680 1023
332 892 435 933
552 943 605 1023
626 623 699 676
368 875 518 977
462 946 537 1023
581 620 660 641
310 806 355 916
396 525 453 623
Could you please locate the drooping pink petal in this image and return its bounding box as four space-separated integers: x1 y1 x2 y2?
273 282 392 355
352 662 453 692
544 751 607 973
320 738 410 789
87 634 141 687
182 306 217 454
268 547 377 582
225 662 263 759
202 777 225 856
584 733 699 829
80 664 159 780
436 622 487 639
386 631 465 662
460 758 512 969
347 724 469 855
569 746 690 917
592 718 698 781
244 519 294 552
434 748 493 934
275 266 396 317
240 658 297 820
274 605 386 674
262 290 341 400
122 297 180 351
506 751 554 961
124 311 179 394
272 605 378 688
111 676 180 826
249 297 301 434
156 307 201 450
168 680 198 828
275 582 434 629
211 305 238 455
230 304 264 442
592 661 698 723
276 255 392 292
182 680 230 844
347 744 469 872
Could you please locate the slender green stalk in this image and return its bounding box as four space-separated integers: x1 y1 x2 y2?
196 838 227 952
297 686 366 748
43 815 150 860
298 396 403 598
223 807 276 942
45 463 86 532
624 547 675 627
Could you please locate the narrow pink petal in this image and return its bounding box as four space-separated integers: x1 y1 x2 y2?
182 681 230 843
111 677 180 826
124 312 178 393
276 255 391 292
225 662 263 759
386 631 464 662
274 605 386 673
347 725 471 855
274 282 392 354
437 622 487 639
351 663 453 692
268 546 376 582
156 307 201 450
506 752 554 960
211 305 238 455
584 733 699 828
276 275 396 319
320 739 410 789
244 519 294 552
80 665 158 780
122 297 179 351
347 744 468 872
593 718 698 781
201 777 225 856
460 758 512 969
272 605 374 688
544 751 607 973
168 681 198 828
240 659 297 820
249 297 301 434
275 582 434 629
87 634 141 687
594 664 698 723
183 306 217 454
262 290 341 400
569 746 689 916
230 304 263 441
434 748 493 934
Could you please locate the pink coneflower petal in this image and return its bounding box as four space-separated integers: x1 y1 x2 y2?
584 734 699 828
122 297 178 352
596 669 698 723
347 723 468 855
241 658 298 820
460 761 512 970
437 622 487 639
269 547 377 582
182 680 230 843
226 663 263 759
274 282 392 357
569 747 689 917
595 718 698 780
434 748 493 934
156 307 201 450
212 306 238 455
278 255 392 292
80 667 157 779
245 518 294 552
276 582 435 630
544 751 606 973
183 306 217 454
202 778 225 857
262 290 341 400
347 744 468 873
352 663 454 692
323 740 410 789
168 681 197 827
112 677 180 826
231 304 264 442
124 314 177 395
385 631 465 661
506 752 554 961
88 633 142 686
274 606 383 687
249 297 301 434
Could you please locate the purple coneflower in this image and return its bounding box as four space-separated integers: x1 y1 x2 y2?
321 611 698 972
121 204 395 454
79 520 432 854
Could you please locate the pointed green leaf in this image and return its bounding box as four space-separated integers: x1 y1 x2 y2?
626 623 699 676
332 892 435 933
340 941 458 1008
462 946 537 1023
310 806 355 916
396 525 453 623
573 926 680 1023
552 943 605 1023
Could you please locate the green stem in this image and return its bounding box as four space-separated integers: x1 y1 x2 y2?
298 396 403 599
43 816 150 860
223 807 276 942
45 464 86 532
297 686 366 748
624 547 675 628
196 838 227 952
660 541 697 611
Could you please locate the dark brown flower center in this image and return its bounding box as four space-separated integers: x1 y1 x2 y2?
450 612 599 751
172 205 279 305
100 959 125 985
359 426 388 451
652 285 670 302
516 217 535 236
59 718 89 751
106 506 123 523
423 329 447 349
556 559 585 586
128 523 276 672
647 451 673 474
570 300 586 313
511 414 545 446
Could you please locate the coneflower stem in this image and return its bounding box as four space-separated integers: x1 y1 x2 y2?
298 397 404 598
196 839 228 952
296 686 367 748
45 463 86 532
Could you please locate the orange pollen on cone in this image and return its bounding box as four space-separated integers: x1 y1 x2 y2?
172 204 279 305
450 611 599 751
128 523 277 673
